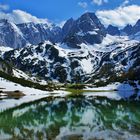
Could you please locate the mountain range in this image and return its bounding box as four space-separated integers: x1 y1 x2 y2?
107 19 140 37
0 12 140 85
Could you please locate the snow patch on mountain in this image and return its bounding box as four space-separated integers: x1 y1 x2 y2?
0 46 13 56
0 77 70 111
80 58 93 74
3 33 140 83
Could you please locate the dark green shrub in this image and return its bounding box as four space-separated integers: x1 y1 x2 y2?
0 70 56 91
67 84 85 89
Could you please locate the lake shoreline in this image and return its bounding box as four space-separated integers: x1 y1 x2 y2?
0 77 140 111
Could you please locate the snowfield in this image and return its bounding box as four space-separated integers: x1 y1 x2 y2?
84 82 140 100
0 46 13 56
85 82 140 91
0 78 69 111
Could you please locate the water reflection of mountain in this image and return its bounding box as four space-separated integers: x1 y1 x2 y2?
0 97 140 140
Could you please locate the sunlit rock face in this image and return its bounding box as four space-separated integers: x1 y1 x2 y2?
17 22 62 45
0 19 27 48
0 19 62 49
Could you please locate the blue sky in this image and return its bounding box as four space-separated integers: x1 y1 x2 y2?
0 0 140 21
0 0 140 27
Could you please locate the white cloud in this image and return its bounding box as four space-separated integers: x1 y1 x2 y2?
78 2 88 8
0 9 50 24
92 0 108 6
96 5 140 27
0 4 9 11
120 0 129 7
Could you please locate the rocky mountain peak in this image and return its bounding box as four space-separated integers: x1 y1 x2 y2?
62 18 75 38
79 12 97 20
121 24 133 35
62 12 106 48
107 25 120 35
77 12 105 32
135 19 140 26
0 19 27 49
132 19 140 34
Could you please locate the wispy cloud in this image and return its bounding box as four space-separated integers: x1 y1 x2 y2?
0 9 50 24
96 5 140 27
120 0 130 7
78 2 88 8
92 0 108 6
0 4 9 11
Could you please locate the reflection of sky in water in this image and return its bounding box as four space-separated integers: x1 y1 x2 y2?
0 97 140 140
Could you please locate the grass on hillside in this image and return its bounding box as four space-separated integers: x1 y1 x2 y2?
0 70 59 91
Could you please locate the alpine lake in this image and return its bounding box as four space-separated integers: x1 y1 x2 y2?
0 90 140 140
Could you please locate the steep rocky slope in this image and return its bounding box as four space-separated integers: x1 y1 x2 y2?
0 19 62 49
0 12 140 84
62 12 106 48
3 35 140 83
